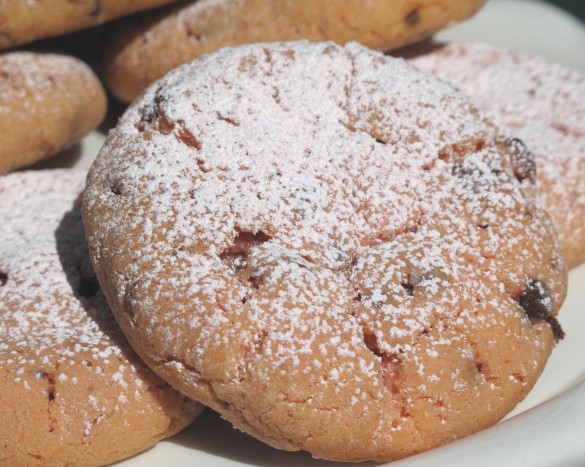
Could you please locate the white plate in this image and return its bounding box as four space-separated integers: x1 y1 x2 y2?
38 1 585 465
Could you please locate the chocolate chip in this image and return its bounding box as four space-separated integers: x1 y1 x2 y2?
110 180 122 196
405 9 420 26
506 137 536 183
248 273 263 290
220 230 271 275
401 282 414 296
546 316 565 342
140 92 166 124
89 0 101 17
518 279 551 320
220 251 248 272
0 271 7 286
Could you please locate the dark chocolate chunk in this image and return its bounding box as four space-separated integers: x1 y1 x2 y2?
401 282 414 296
518 279 551 320
89 0 101 17
140 92 166 125
546 316 565 342
405 9 420 26
506 137 536 183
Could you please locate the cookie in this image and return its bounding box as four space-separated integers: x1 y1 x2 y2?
101 0 486 102
0 52 107 174
0 0 180 49
408 43 585 268
0 170 203 466
84 41 567 462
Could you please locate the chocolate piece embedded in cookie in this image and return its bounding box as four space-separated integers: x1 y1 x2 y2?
410 43 585 268
84 41 567 462
0 170 203 467
0 0 181 49
101 0 486 102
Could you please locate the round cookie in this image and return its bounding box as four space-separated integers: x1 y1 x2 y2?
0 170 203 466
0 52 107 174
408 43 585 268
84 42 567 462
101 0 486 102
0 0 180 49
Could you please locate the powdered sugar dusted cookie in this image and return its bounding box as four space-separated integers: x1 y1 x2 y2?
409 43 585 268
84 42 566 462
0 170 203 466
102 0 486 102
0 0 180 48
0 52 107 174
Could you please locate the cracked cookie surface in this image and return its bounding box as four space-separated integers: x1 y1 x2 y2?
101 0 486 102
0 170 203 467
409 43 585 268
84 41 567 462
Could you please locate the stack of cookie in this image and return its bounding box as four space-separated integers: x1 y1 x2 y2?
1 0 583 465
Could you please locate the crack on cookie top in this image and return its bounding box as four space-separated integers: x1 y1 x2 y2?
85 42 566 447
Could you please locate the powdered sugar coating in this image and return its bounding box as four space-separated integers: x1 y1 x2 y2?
0 51 107 173
84 41 566 461
102 0 486 102
0 170 201 466
409 42 585 267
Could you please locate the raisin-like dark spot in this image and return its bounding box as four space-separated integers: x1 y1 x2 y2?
186 29 202 41
405 8 420 26
221 230 271 277
139 92 166 126
401 282 414 296
248 274 263 290
0 271 7 286
89 0 101 16
152 92 165 106
78 276 99 299
546 316 565 342
475 362 484 374
220 251 248 272
506 137 536 183
353 292 362 303
375 138 386 145
518 279 551 320
110 181 122 196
